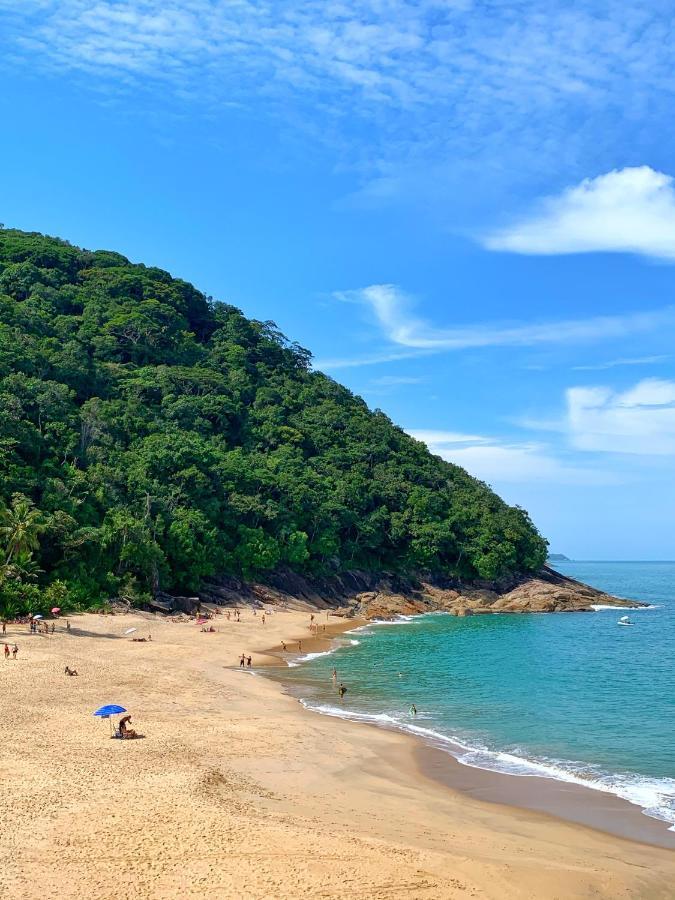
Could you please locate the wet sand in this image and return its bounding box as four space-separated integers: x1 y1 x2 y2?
1 607 674 899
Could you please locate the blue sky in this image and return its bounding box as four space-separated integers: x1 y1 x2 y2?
2 1 675 559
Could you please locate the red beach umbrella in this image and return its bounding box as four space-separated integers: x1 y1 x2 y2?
51 607 61 615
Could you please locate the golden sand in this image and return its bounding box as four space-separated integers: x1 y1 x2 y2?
1 607 674 899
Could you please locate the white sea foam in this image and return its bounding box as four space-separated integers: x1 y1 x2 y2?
590 603 659 611
298 698 675 830
287 635 360 667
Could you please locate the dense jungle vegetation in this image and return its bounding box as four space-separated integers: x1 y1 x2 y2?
0 229 547 616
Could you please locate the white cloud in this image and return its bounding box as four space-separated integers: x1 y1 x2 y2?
563 378 675 454
407 429 610 485
335 283 675 353
484 167 675 260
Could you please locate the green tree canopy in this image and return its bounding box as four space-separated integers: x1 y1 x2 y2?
0 228 547 605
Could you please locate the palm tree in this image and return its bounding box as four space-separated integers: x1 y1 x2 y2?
0 495 44 563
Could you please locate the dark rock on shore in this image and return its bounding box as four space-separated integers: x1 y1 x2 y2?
195 566 646 620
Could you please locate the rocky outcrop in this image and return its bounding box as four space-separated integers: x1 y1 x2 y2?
196 566 646 620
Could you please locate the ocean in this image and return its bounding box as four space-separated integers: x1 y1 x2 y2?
281 561 675 830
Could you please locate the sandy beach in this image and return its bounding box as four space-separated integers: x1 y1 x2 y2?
2 607 675 900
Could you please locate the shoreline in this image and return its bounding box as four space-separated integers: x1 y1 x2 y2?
4 607 675 899
260 611 675 851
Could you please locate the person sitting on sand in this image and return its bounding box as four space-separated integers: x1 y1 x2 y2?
64 666 79 676
118 715 137 739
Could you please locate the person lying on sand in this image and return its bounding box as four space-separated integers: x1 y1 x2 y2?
118 715 138 739
64 666 79 676
131 635 152 642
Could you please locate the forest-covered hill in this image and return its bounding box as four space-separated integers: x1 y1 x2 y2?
0 229 546 613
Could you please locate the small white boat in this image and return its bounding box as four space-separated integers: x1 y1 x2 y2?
617 615 634 626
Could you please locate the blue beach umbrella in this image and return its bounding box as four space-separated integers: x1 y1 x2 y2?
93 704 127 736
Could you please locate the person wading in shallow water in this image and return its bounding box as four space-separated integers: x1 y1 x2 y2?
338 683 347 700
239 654 245 668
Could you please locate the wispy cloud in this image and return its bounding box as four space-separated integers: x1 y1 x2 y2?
336 284 675 354
313 347 429 372
407 429 613 485
484 167 675 260
371 375 425 386
572 355 670 372
5 4 675 185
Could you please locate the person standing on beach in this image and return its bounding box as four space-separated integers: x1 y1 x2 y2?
261 613 266 625
3 643 9 659
1 621 5 635
12 644 18 659
281 641 287 651
298 640 302 652
66 620 71 632
246 655 252 668
239 654 245 668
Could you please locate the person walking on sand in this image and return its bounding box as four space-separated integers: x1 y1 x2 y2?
2 621 5 635
298 640 302 652
281 641 287 652
4 643 9 659
66 620 71 632
261 613 266 625
239 654 245 668
12 644 18 659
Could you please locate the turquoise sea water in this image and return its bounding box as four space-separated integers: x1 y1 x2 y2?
283 562 675 829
